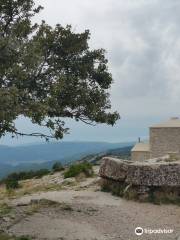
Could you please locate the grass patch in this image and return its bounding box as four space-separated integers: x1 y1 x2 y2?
64 162 93 179
0 233 31 240
0 233 13 240
0 183 63 201
0 203 12 217
22 183 63 194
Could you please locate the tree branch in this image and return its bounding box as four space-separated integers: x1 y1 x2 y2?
13 131 55 140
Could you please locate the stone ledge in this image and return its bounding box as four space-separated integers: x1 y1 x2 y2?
99 156 180 187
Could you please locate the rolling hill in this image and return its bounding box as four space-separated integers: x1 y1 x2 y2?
0 141 134 179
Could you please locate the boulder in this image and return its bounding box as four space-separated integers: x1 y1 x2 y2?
99 157 129 181
99 156 180 187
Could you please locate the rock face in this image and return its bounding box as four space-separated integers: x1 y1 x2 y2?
99 156 180 187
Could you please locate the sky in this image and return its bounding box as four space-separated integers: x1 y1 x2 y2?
2 0 180 145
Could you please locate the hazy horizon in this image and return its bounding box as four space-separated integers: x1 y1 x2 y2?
0 139 136 147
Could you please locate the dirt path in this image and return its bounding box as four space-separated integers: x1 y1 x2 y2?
8 188 180 240
11 189 124 207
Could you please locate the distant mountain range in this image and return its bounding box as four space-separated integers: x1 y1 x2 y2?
0 141 134 179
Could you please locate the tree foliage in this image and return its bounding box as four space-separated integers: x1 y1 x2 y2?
0 0 120 140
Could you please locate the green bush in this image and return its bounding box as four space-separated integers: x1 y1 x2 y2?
64 162 93 178
52 162 64 172
15 236 32 240
5 178 19 190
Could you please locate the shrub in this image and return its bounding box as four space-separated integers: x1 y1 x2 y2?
5 178 19 190
148 187 180 205
101 179 126 197
52 162 64 172
33 169 50 178
16 237 32 240
64 162 93 178
3 169 50 184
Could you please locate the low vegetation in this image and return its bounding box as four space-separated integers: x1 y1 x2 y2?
52 162 65 172
101 179 128 197
1 162 67 189
3 169 50 190
5 169 50 182
5 179 19 190
0 233 31 240
147 187 180 205
0 161 94 197
0 203 12 217
16 237 31 240
101 179 180 205
1 163 65 190
64 162 93 178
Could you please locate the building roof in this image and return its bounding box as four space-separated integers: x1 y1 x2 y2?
150 118 180 128
131 142 150 152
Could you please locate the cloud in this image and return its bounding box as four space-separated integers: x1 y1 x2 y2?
35 0 180 104
4 0 180 145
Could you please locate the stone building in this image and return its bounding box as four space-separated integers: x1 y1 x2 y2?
131 117 180 161
131 142 150 161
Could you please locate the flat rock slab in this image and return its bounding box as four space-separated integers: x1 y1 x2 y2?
99 157 180 187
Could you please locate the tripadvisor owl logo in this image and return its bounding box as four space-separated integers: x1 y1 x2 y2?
135 227 144 236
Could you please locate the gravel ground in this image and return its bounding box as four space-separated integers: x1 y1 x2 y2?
8 188 180 240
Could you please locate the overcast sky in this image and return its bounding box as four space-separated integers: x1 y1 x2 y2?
2 0 180 145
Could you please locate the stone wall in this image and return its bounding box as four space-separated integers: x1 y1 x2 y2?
131 151 150 161
99 156 180 187
99 156 180 203
150 127 180 158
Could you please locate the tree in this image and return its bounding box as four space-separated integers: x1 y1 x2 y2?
0 0 120 140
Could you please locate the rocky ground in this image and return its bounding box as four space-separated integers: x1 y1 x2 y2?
0 166 180 240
